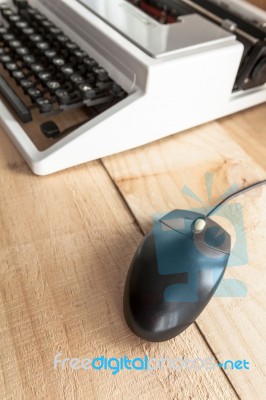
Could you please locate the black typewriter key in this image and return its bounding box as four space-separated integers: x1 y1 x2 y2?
22 27 35 37
61 65 74 78
41 121 60 138
62 42 78 58
41 22 53 32
74 50 87 59
44 49 57 60
12 70 25 82
6 62 18 72
26 8 38 16
57 34 69 44
34 13 46 22
83 57 98 71
93 66 108 81
46 80 61 92
9 40 22 49
28 9 42 19
0 48 5 56
27 86 42 100
36 97 53 113
38 71 53 83
52 57 65 67
3 33 16 44
71 49 86 65
65 41 78 52
31 63 44 73
16 47 29 56
96 80 113 90
111 83 126 98
2 9 13 18
20 78 34 91
22 54 36 65
55 89 73 105
70 73 85 86
0 4 10 13
29 34 43 43
15 21 29 30
0 27 8 37
79 83 96 99
41 20 53 28
0 55 12 64
36 41 50 52
111 83 122 94
8 15 21 25
48 27 62 37
8 13 21 20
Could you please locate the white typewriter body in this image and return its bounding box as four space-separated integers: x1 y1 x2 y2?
0 0 265 175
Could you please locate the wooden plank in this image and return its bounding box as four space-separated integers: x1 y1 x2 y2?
221 103 266 170
251 0 266 9
102 114 266 400
0 132 237 399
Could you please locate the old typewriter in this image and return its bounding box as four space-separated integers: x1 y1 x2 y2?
0 0 265 174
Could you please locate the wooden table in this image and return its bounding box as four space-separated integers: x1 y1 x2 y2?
0 100 265 399
0 0 266 395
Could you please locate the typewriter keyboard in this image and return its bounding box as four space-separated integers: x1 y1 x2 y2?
0 0 127 150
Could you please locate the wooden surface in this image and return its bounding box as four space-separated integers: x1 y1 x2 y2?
252 0 266 9
0 102 265 400
0 1 266 398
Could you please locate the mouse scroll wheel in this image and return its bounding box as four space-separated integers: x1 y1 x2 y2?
193 218 207 232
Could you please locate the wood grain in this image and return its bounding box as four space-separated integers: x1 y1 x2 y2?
221 104 266 170
0 131 238 399
102 112 266 400
251 0 266 10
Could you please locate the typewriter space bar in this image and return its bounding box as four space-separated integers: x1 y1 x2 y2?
0 75 32 123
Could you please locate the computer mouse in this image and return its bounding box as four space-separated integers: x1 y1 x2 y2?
123 209 231 342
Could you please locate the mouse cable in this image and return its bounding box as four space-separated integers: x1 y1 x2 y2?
206 179 266 217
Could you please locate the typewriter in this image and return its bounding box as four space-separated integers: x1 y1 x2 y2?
0 0 265 175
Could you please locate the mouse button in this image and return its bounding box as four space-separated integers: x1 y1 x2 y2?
193 219 231 254
159 209 204 237
153 225 192 276
194 240 230 262
206 219 231 254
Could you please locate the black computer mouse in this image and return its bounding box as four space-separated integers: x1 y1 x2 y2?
123 209 231 342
